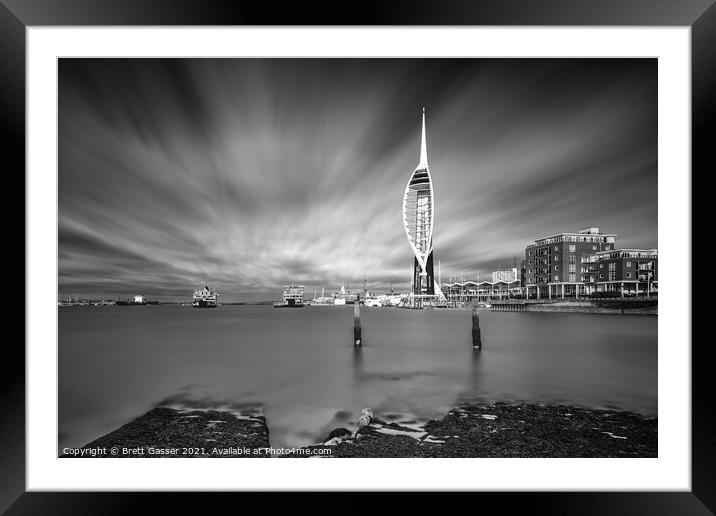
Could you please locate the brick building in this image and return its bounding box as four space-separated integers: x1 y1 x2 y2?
583 249 658 295
524 227 616 299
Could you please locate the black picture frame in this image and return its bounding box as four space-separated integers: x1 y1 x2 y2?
6 0 707 512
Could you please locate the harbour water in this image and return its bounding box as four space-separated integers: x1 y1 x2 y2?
58 305 657 452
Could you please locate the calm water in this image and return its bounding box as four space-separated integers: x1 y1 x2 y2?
59 305 657 451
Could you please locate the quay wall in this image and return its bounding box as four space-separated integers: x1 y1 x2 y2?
489 299 657 315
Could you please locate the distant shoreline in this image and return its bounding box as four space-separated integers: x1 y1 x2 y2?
59 300 657 314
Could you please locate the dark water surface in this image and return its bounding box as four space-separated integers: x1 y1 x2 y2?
58 305 657 451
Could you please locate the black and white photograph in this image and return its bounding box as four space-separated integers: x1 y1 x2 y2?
56 57 660 460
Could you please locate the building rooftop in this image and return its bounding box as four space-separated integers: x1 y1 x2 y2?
442 279 521 287
526 230 618 247
595 248 657 256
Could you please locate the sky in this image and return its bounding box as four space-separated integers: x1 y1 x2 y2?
58 58 657 302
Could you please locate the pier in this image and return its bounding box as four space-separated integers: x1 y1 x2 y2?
471 306 482 349
354 295 362 346
490 300 527 312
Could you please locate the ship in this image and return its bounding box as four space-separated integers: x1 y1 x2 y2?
310 287 333 306
274 283 305 308
193 284 218 308
116 293 148 306
363 296 382 307
331 283 359 305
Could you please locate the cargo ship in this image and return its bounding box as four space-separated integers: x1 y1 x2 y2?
274 283 305 308
193 284 218 308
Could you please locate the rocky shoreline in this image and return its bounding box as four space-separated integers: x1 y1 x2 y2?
65 402 656 458
63 407 271 457
292 403 657 458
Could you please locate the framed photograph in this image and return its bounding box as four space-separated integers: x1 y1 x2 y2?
8 0 708 512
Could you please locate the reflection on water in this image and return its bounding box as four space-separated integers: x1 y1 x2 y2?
59 305 657 450
471 347 482 388
352 345 363 380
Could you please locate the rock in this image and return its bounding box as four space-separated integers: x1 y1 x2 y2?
358 414 372 427
292 403 657 458
324 437 343 446
65 407 270 458
325 427 352 441
357 408 374 427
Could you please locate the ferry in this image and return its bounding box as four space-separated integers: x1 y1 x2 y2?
274 283 305 308
193 284 218 308
363 296 382 307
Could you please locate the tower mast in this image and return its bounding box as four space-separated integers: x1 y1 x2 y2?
419 106 428 169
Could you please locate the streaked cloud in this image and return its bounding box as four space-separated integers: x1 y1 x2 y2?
59 58 657 301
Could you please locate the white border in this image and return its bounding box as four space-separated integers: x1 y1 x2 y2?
27 27 691 491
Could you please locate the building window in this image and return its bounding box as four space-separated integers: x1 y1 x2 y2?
569 272 576 282
626 272 632 278
569 245 576 252
554 275 559 281
609 271 616 281
554 245 559 251
599 263 603 269
555 265 559 271
569 254 576 264
569 264 576 272
592 245 597 250
555 255 559 261
626 261 632 267
608 262 616 271
600 274 604 279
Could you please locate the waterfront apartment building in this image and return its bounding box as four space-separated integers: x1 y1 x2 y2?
583 249 658 295
492 267 518 283
524 227 617 299
440 228 655 303
524 227 657 298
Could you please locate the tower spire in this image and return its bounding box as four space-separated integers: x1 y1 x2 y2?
418 107 428 169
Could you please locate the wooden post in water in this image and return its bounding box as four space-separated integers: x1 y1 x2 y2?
472 305 482 350
354 295 362 346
